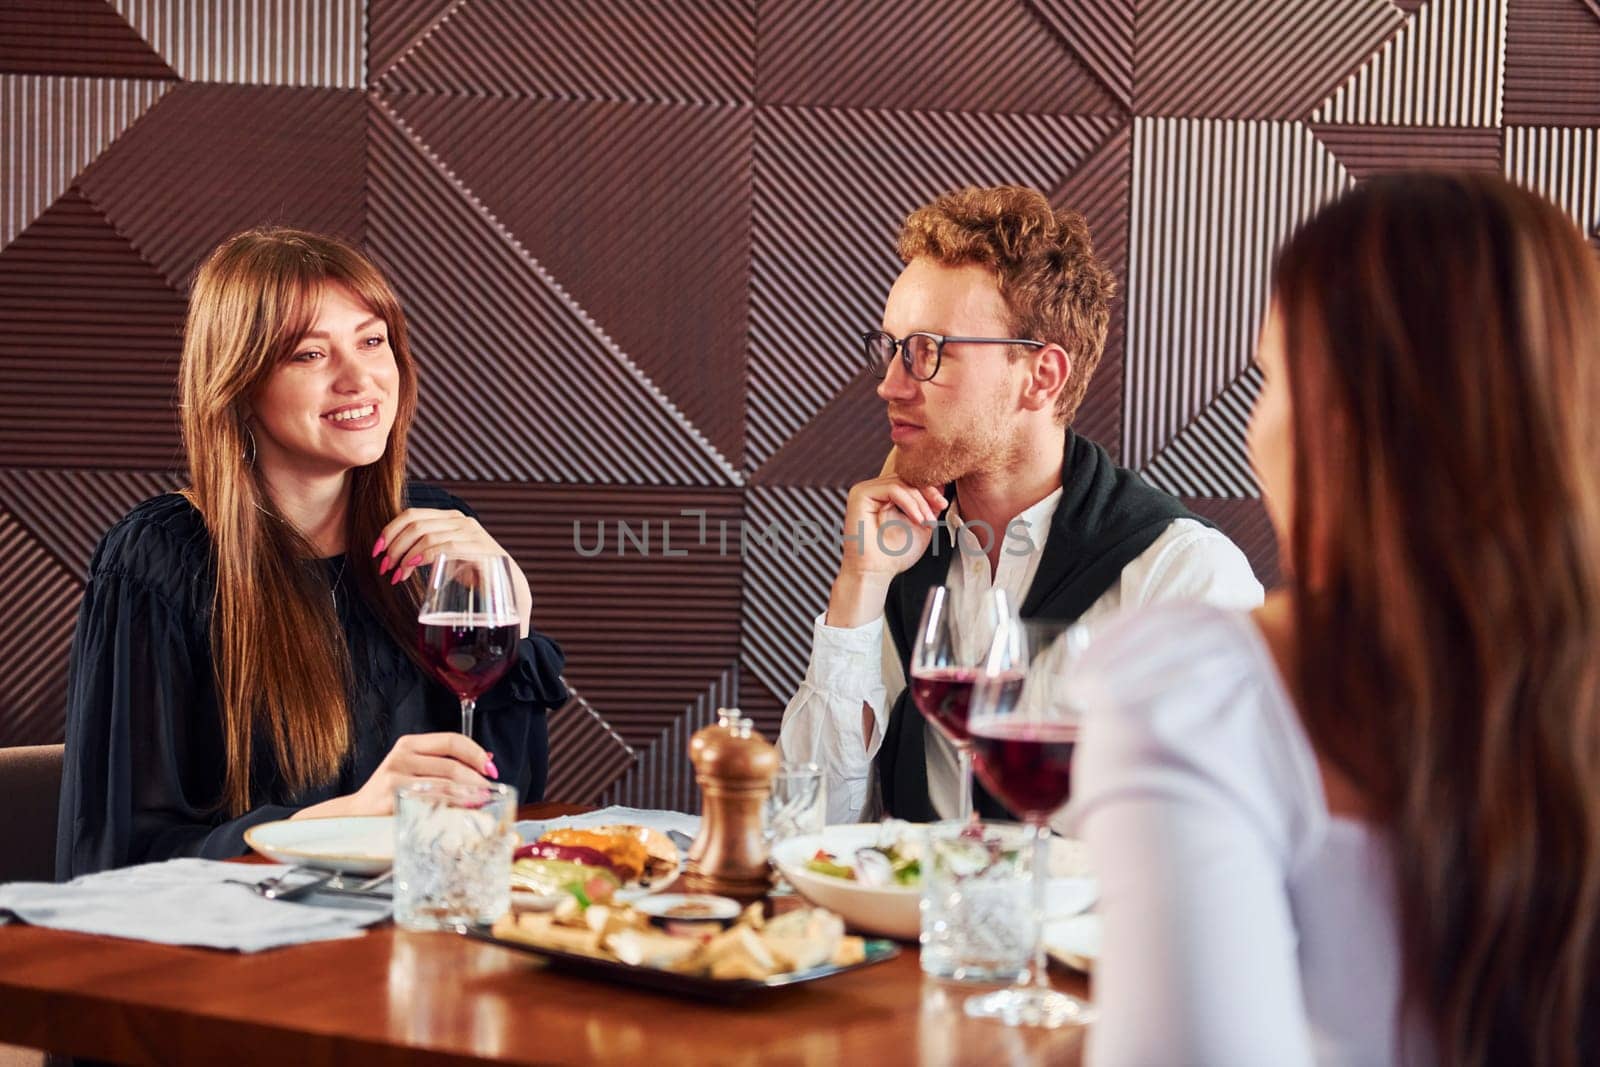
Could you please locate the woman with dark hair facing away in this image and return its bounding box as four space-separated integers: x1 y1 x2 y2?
58 228 567 878
1066 174 1600 1065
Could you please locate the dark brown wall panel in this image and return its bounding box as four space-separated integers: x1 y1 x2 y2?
77 84 368 287
753 373 886 488
376 0 756 105
1052 122 1132 460
1309 124 1504 177
545 695 636 807
366 98 739 487
0 0 177 79
3 1 1596 811
0 469 183 577
367 0 456 81
1504 0 1600 125
0 190 187 471
1134 0 1404 118
757 0 1119 114
389 93 752 463
1031 0 1136 108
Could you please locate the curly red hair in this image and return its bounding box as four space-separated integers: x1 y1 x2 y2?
897 185 1116 423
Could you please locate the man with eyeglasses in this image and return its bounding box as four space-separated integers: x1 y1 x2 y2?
778 185 1263 825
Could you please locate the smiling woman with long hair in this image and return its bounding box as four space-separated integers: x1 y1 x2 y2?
1065 174 1600 1066
57 229 567 877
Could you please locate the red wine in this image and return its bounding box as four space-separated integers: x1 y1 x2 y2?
969 719 1078 820
416 612 519 699
911 669 1027 742
910 666 980 741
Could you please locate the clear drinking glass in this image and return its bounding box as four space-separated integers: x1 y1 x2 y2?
393 781 516 932
416 553 521 740
908 584 1006 822
963 612 1094 1028
920 819 1032 982
763 761 825 845
763 761 825 896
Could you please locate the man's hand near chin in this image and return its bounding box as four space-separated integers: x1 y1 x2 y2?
825 470 947 630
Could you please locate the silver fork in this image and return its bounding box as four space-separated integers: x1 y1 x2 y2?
230 866 395 903
347 870 393 896
227 867 335 902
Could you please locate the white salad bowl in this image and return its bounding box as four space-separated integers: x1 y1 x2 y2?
772 823 1099 944
773 824 923 940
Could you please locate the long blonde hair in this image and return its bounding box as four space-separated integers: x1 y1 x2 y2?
178 228 421 816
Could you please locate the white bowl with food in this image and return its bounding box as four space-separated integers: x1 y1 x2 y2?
772 823 1097 943
772 824 926 940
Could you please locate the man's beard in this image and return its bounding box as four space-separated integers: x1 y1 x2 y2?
894 433 971 487
894 418 1011 488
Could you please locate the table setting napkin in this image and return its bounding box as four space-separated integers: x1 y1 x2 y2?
0 857 390 952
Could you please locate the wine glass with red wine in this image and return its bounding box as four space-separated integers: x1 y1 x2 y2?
416 553 521 740
908 584 1010 822
964 614 1093 1029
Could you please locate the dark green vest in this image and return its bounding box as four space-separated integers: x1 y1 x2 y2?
875 431 1206 821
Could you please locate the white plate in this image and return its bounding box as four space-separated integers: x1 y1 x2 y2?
244 816 394 875
772 824 1098 942
1044 913 1101 973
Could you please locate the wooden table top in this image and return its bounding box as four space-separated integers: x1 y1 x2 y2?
0 804 1090 1066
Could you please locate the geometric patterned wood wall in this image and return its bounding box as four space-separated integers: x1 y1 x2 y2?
3 0 1597 809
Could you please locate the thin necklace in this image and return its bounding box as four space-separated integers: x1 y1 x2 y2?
249 497 347 613
328 554 347 614
255 509 352 612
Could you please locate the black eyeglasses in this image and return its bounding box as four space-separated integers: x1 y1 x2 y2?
863 330 1044 382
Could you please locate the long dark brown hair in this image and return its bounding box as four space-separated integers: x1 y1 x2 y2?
1274 173 1600 1065
178 228 422 816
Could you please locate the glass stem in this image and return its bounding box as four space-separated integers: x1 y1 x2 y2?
957 744 975 823
1028 817 1051 993
460 697 476 740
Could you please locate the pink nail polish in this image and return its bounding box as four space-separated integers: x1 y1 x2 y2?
405 554 424 567
378 556 392 574
371 535 386 558
390 568 403 585
484 759 499 780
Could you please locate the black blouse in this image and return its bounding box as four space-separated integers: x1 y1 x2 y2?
55 484 567 879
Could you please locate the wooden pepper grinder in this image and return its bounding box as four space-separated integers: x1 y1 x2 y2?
683 708 779 902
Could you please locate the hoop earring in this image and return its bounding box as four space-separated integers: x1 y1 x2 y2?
243 425 257 464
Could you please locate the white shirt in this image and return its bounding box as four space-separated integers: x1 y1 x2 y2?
776 490 1265 825
1065 602 1428 1067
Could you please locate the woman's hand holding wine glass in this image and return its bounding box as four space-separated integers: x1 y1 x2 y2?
292 732 497 819
415 553 523 741
341 732 497 814
374 508 532 637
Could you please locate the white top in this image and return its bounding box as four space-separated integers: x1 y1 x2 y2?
1065 602 1430 1067
776 487 1265 826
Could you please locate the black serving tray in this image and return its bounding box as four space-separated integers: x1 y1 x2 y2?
466 925 899 1002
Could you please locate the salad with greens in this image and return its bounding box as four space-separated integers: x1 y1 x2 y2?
803 826 924 887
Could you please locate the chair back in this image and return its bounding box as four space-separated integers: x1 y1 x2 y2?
0 744 64 884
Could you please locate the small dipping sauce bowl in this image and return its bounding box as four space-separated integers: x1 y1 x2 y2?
632 893 743 934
